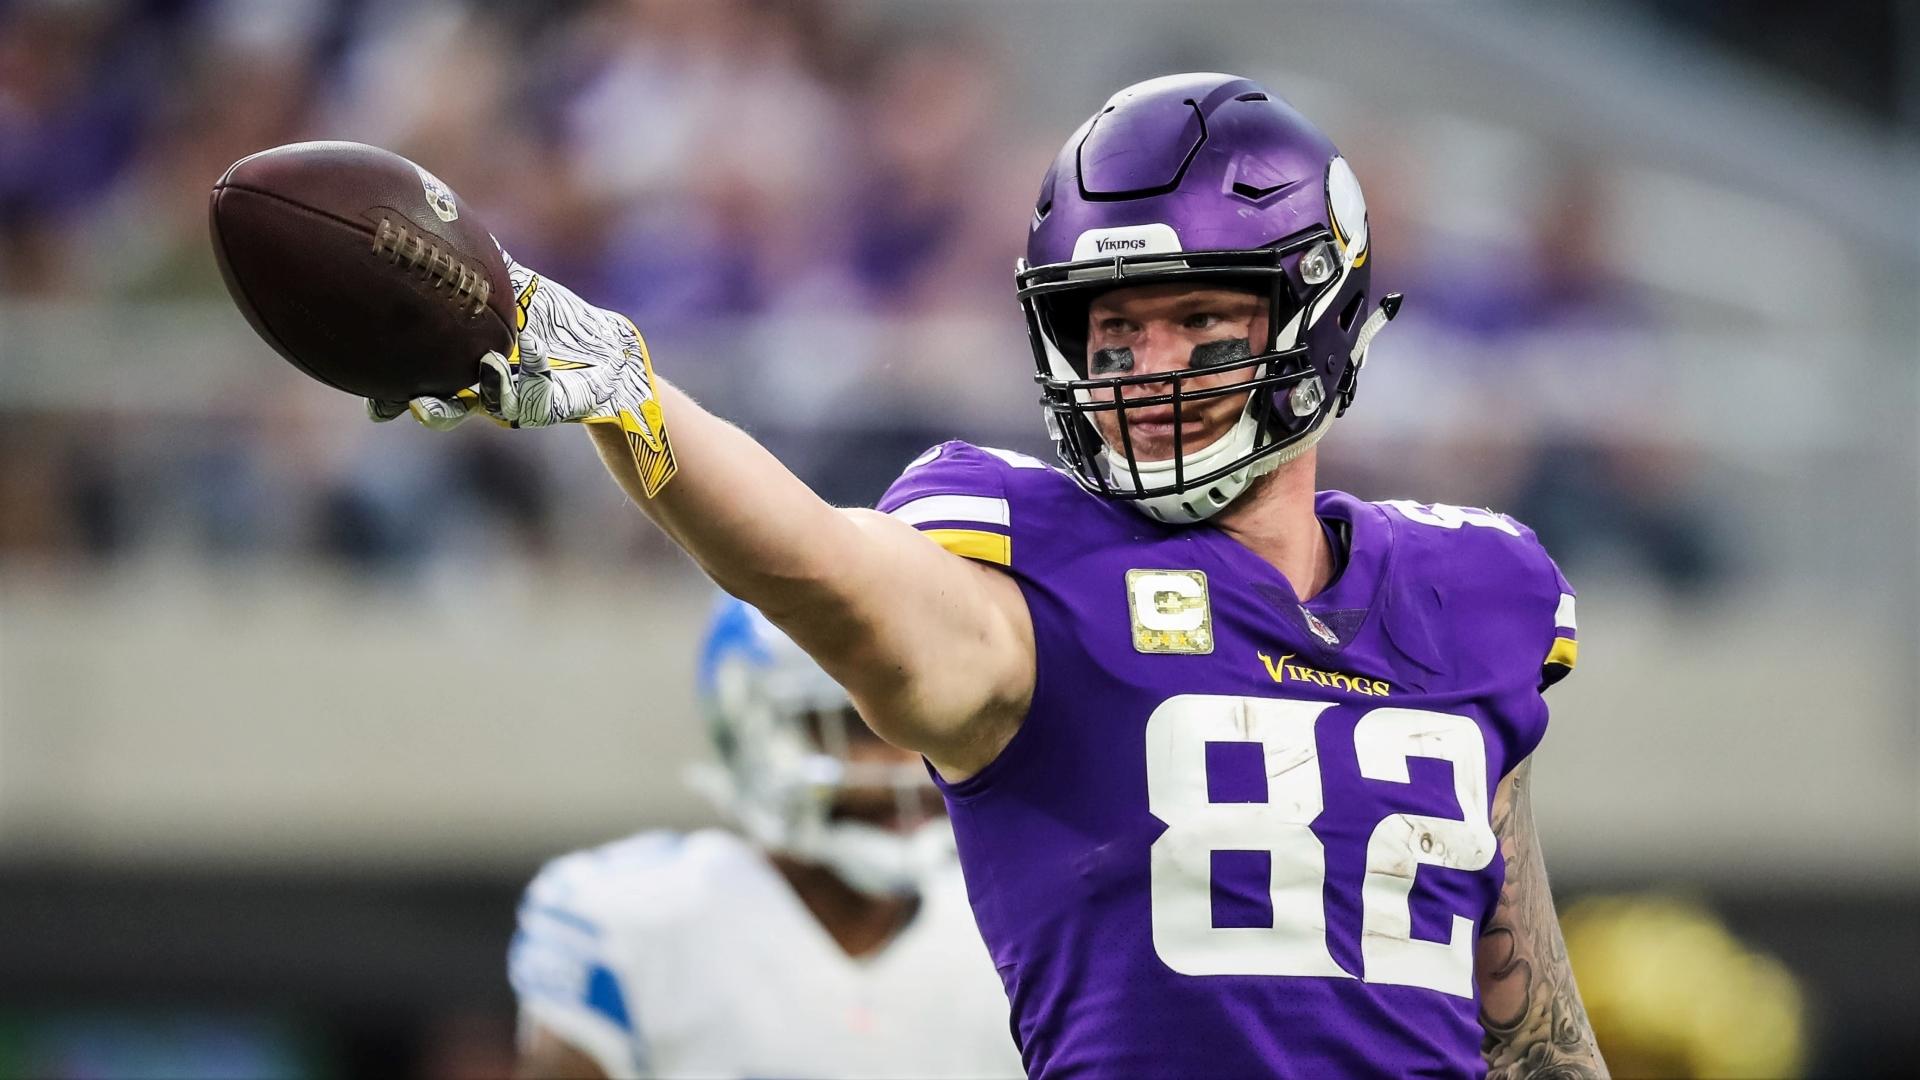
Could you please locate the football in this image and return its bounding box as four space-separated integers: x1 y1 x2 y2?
209 141 517 402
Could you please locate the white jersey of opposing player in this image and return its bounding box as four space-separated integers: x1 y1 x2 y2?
509 828 1023 1079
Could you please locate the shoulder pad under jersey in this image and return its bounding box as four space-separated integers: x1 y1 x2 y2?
878 441 1078 570
1376 499 1577 692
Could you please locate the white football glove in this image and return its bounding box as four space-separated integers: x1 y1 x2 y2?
369 253 677 496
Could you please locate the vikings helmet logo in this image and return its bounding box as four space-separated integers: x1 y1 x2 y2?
1326 156 1368 268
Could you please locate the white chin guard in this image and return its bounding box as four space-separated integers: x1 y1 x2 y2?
795 819 956 897
1100 407 1333 524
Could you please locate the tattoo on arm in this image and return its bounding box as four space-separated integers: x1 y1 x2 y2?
1477 761 1609 1079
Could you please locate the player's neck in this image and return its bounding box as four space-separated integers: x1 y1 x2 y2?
1210 451 1335 602
769 852 920 960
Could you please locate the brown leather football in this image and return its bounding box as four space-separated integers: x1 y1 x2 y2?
209 141 516 402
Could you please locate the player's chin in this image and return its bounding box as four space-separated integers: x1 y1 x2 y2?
1106 418 1228 463
830 791 946 832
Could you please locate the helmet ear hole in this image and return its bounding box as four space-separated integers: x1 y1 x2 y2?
1039 294 1094 374
1034 161 1058 223
1339 291 1366 333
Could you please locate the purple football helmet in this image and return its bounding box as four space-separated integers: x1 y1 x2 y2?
1017 73 1400 522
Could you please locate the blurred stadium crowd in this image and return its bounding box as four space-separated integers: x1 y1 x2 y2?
2 0 1738 593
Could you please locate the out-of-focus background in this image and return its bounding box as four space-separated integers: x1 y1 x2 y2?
0 0 1914 1075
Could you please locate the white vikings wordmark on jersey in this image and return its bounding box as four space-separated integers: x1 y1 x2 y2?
510 829 1022 1080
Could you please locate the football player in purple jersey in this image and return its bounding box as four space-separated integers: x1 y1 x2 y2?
377 73 1606 1079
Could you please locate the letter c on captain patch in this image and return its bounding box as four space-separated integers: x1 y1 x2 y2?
1126 569 1213 655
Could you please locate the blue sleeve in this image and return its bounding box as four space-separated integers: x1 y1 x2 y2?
508 859 644 1076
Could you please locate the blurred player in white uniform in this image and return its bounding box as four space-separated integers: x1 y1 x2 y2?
508 596 1023 1079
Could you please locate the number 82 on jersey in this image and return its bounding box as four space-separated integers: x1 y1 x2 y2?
1145 695 1496 998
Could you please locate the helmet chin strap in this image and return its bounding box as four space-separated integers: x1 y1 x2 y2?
1094 298 1397 524
686 759 951 898
1100 403 1335 524
793 819 955 898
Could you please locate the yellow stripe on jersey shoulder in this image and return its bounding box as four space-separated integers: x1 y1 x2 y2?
1546 636 1578 670
921 528 1011 566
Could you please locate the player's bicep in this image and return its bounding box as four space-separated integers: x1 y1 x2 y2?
767 507 1033 776
1475 762 1608 1079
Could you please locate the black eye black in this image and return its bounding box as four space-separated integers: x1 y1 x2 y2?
1189 337 1253 369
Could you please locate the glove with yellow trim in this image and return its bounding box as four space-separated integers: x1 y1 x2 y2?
367 253 677 496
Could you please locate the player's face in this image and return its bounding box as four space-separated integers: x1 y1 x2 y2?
804 707 945 832
1084 283 1270 462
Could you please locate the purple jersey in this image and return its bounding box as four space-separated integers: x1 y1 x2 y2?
877 443 1578 1080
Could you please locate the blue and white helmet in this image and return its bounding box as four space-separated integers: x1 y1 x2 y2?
689 595 951 895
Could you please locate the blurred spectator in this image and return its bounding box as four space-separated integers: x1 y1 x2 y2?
0 0 1815 592
91 5 322 300
842 32 1015 312
1371 157 1729 594
1497 163 1727 594
541 0 857 325
0 2 161 294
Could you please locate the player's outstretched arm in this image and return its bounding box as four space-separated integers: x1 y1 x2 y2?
1476 761 1609 1079
373 257 1031 774
584 380 1033 775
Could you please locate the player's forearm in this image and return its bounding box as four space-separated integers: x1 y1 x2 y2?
587 379 864 613
586 380 1031 766
1476 764 1609 1079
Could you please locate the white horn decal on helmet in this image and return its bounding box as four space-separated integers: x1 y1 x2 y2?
1327 156 1369 266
